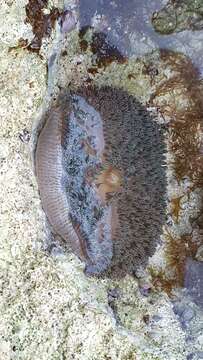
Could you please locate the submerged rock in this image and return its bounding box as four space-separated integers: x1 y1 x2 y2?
152 0 203 35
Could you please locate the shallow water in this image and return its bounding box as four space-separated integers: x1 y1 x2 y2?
79 0 203 70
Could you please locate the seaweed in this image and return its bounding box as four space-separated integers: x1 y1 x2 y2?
25 0 61 54
79 27 127 70
170 196 184 223
150 50 203 187
148 50 203 293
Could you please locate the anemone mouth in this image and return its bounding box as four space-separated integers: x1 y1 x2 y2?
35 85 167 277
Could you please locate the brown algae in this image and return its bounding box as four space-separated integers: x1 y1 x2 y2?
147 50 203 292
25 0 61 53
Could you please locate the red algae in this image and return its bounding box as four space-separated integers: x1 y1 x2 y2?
170 195 184 223
150 50 203 187
148 50 203 293
25 0 61 53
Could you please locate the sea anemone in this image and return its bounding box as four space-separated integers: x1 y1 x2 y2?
35 86 167 276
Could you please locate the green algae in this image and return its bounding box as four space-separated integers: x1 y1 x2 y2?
152 0 203 34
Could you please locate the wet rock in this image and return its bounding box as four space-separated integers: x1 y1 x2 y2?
59 10 77 34
173 302 195 328
152 0 203 34
187 352 203 360
181 307 195 322
1 0 203 358
185 335 195 344
173 302 185 317
184 258 203 309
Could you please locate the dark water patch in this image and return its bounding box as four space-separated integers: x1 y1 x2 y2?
90 32 127 68
79 27 126 70
79 0 137 56
78 0 164 57
78 0 203 73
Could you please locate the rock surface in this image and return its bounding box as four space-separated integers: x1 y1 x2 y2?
0 1 202 360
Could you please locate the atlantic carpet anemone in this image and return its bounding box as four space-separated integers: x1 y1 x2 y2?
35 86 167 277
